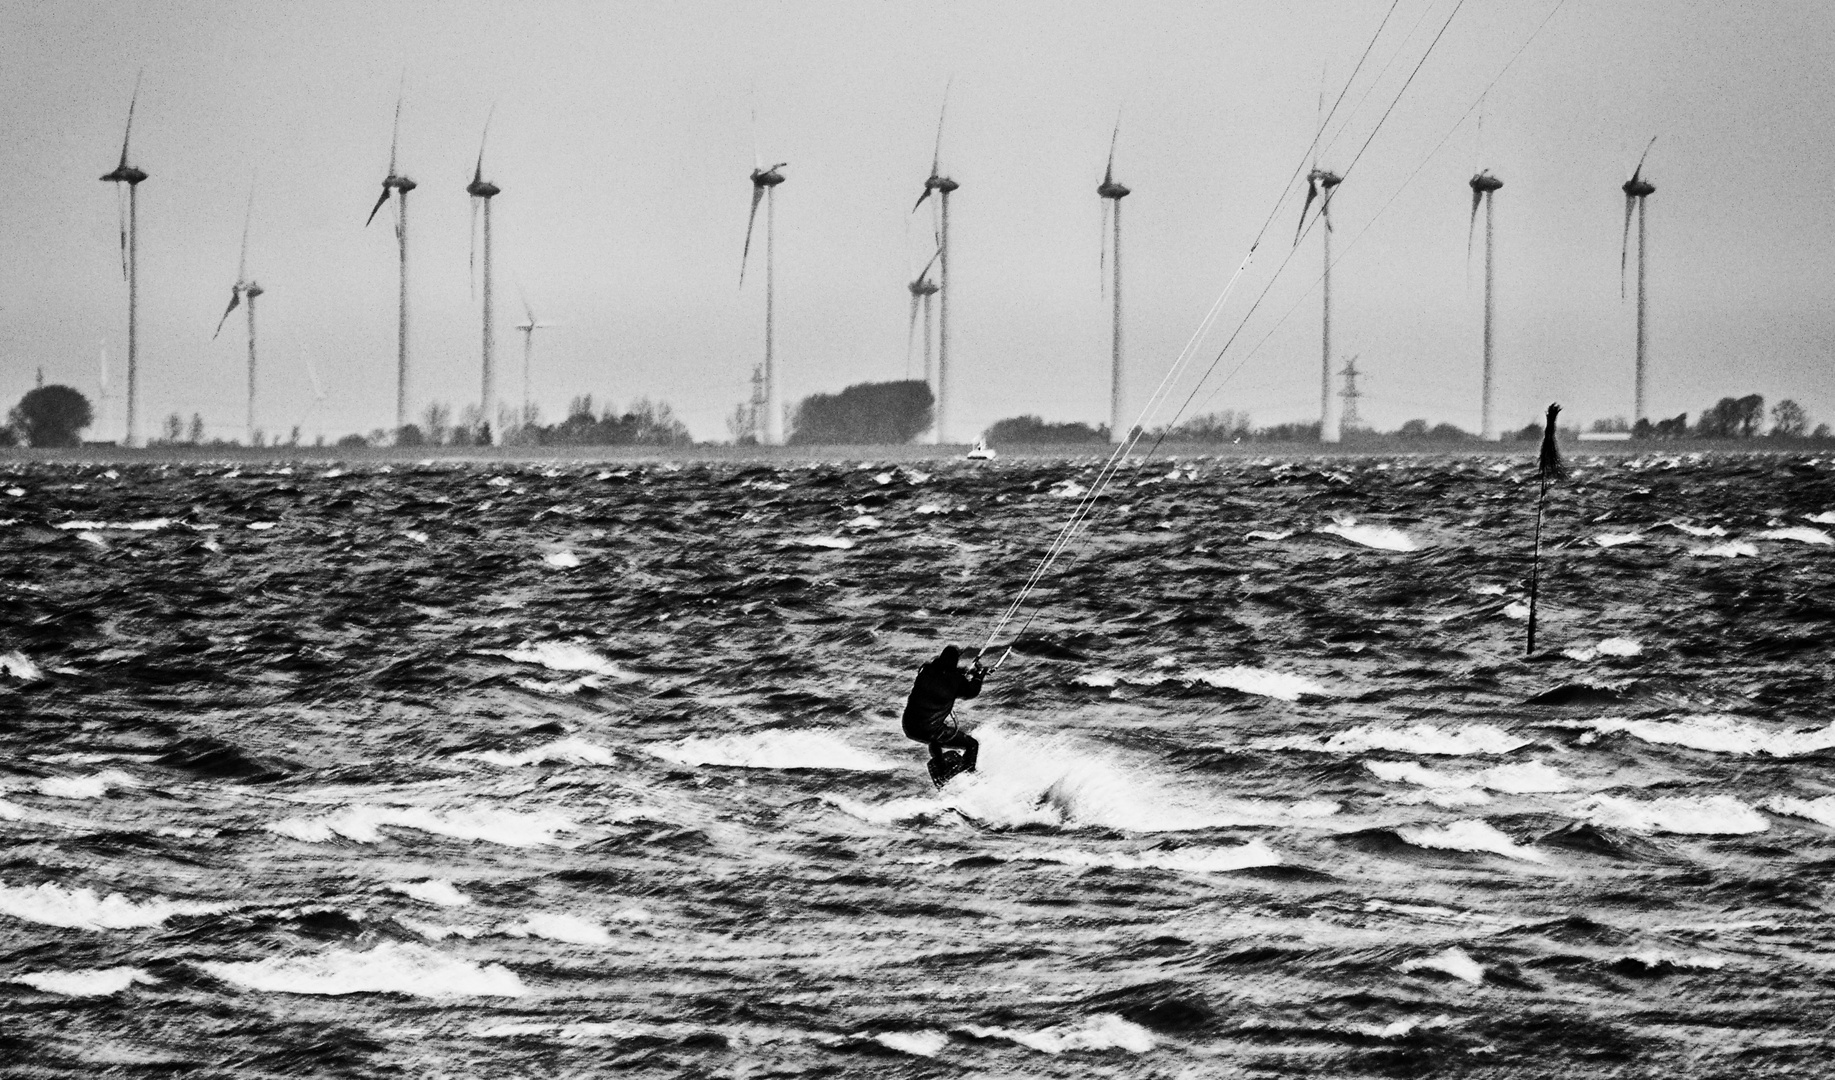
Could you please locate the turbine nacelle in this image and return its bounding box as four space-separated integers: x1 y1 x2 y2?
1622 177 1655 198
467 176 500 199
908 277 939 297
100 164 147 185
1310 167 1342 190
751 164 787 189
1469 171 1503 194
1097 176 1130 200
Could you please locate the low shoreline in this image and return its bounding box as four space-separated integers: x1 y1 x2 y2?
1 437 1829 466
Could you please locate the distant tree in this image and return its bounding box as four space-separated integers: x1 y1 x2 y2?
1254 420 1323 442
1590 416 1630 433
288 425 301 446
189 414 206 444
0 426 17 448
396 423 425 447
1396 418 1431 439
367 428 389 446
1426 422 1473 442
1769 399 1807 438
1735 394 1765 437
790 381 934 445
1815 423 1832 439
1696 397 1740 438
1511 420 1543 441
983 414 1107 445
336 433 368 448
1162 410 1251 442
157 412 183 444
421 402 452 446
727 401 758 444
7 385 95 447
528 396 693 447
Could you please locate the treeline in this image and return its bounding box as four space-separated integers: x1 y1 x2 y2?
382 396 693 449
981 395 1826 446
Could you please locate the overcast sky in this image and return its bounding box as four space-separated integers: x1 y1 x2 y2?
3 0 1832 444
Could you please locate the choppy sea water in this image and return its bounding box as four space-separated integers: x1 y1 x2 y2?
2 451 1834 1078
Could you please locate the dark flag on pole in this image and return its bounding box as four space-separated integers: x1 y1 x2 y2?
1527 403 1566 655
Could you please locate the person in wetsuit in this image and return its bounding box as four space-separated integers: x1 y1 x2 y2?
902 644 987 787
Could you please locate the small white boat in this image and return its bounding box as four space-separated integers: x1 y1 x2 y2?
964 439 997 461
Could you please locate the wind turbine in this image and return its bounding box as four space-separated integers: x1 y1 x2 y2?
1620 138 1656 425
513 284 553 434
365 88 417 437
1469 169 1502 440
912 91 959 445
99 74 148 447
1097 120 1130 443
299 344 328 444
740 114 787 446
1295 162 1344 443
466 113 501 443
906 247 940 384
96 341 114 440
213 182 263 445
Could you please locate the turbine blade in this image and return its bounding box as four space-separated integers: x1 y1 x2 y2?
213 287 241 339
515 275 535 324
1629 134 1656 182
387 79 404 176
1620 192 1634 299
119 69 143 167
1099 198 1109 297
237 181 254 282
906 291 920 375
912 186 932 214
365 185 390 226
476 102 495 182
116 185 129 279
931 79 950 175
1293 178 1318 248
1104 114 1120 184
740 185 764 285
751 101 761 172
918 244 941 279
1467 186 1481 265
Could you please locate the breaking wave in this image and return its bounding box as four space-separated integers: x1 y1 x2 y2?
648 729 897 771
0 880 226 930
200 942 527 998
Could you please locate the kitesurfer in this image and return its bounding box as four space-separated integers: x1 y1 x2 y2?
902 644 986 787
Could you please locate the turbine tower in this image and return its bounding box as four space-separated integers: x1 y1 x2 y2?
1469 170 1503 440
906 246 940 383
467 115 501 443
740 117 787 446
513 285 553 434
1620 138 1656 425
365 90 417 437
912 93 959 445
99 75 148 447
214 183 263 445
1097 122 1130 443
1295 165 1344 443
299 345 328 445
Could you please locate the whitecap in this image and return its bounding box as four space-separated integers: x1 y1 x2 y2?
1017 840 1281 874
1049 481 1088 499
1502 601 1530 620
54 518 171 532
962 1013 1154 1055
0 651 44 681
1245 529 1293 541
37 769 139 800
649 729 897 772
267 805 579 847
1765 795 1835 828
1260 723 1528 757
875 1030 948 1057
1580 715 1835 757
792 535 855 550
1597 637 1642 657
1396 819 1547 863
491 641 637 681
542 550 582 569
1578 794 1767 835
0 881 226 930
464 736 616 768
1400 946 1485 984
1669 521 1728 537
1807 511 1835 525
199 942 526 998
843 514 883 530
387 879 472 908
1476 761 1574 794
1757 526 1832 545
502 912 613 946
914 502 948 515
1690 541 1758 558
1616 950 1726 971
1317 520 1419 551
11 966 159 996
1592 532 1643 547
246 521 277 531
1188 666 1328 701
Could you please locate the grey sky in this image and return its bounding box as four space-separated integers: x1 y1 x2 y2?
3 0 1832 443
